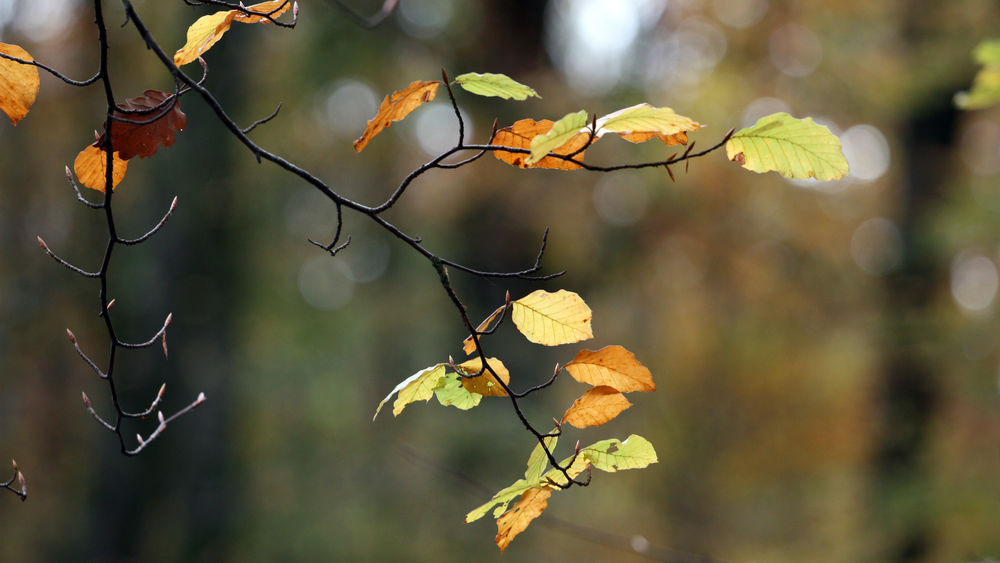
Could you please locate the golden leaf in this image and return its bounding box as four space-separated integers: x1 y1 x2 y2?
0 43 40 125
491 118 588 170
353 80 439 152
564 345 654 392
511 289 593 346
495 487 551 552
232 0 292 23
73 146 128 192
561 385 632 428
462 305 506 355
173 10 236 66
456 357 510 397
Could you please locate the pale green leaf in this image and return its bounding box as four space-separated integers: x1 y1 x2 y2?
540 453 591 488
956 39 1000 110
527 110 588 165
974 38 1000 66
454 72 540 100
373 364 447 420
524 431 558 483
582 434 658 472
434 373 483 410
595 103 700 139
465 478 537 523
726 112 848 181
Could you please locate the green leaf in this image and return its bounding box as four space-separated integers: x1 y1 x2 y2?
434 373 483 410
595 103 699 138
726 112 848 180
453 72 540 101
527 110 588 165
540 453 591 488
974 38 1000 66
373 364 448 420
524 431 558 483
956 39 1000 110
581 434 658 472
465 478 538 523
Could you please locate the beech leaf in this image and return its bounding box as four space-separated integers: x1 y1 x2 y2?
466 478 538 523
462 305 506 355
491 118 588 170
596 103 700 145
174 1 293 66
526 110 589 165
373 363 447 419
232 0 293 23
561 386 632 428
434 374 483 410
0 43 39 125
580 435 658 472
495 488 551 552
454 72 539 100
456 357 510 397
563 345 654 392
73 146 128 192
105 90 187 160
511 289 593 346
354 80 439 152
726 112 848 180
524 431 558 483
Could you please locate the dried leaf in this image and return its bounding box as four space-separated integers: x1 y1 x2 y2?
454 72 539 100
354 80 439 152
495 488 551 552
232 0 292 23
596 103 700 145
726 112 848 180
511 289 593 346
491 118 588 170
527 110 589 165
564 345 654 392
462 305 506 355
73 146 128 192
456 356 510 397
0 43 39 125
561 386 632 428
106 90 187 160
173 10 236 66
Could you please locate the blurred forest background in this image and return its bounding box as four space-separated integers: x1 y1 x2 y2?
2 0 1000 561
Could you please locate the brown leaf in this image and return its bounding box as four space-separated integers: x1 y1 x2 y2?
491 118 589 170
0 43 40 125
353 80 439 152
105 90 187 160
73 145 128 192
495 487 551 552
233 0 293 23
564 345 655 392
462 305 506 355
456 357 510 397
561 386 633 428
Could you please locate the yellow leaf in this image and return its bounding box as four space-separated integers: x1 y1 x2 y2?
511 289 593 346
456 357 510 397
0 43 40 125
596 103 700 146
462 305 506 355
491 118 588 170
232 0 292 23
564 345 654 392
495 487 551 552
354 80 439 152
73 146 128 192
561 386 632 428
173 10 236 66
373 364 448 419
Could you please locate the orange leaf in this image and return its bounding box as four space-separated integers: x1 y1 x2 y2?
617 130 691 145
564 345 655 392
105 90 187 160
495 487 551 552
173 10 236 66
73 146 128 192
354 80 439 152
456 357 510 397
0 43 40 125
491 118 588 170
233 0 293 23
561 386 632 428
462 305 506 355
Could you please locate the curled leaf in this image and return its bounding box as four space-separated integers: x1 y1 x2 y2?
0 43 39 125
463 305 506 355
726 112 848 180
73 145 128 192
527 110 589 165
512 289 593 346
232 0 293 23
354 80 439 152
563 345 654 392
106 90 187 160
491 119 589 170
561 386 632 428
373 363 447 419
596 103 700 145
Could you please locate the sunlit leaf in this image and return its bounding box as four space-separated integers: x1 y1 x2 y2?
491 118 588 170
596 103 700 145
73 145 128 192
526 110 589 165
581 434 657 472
462 305 506 355
105 90 187 160
540 452 590 488
0 43 39 125
373 363 447 419
354 80 439 152
456 357 510 397
563 345 654 392
465 478 537 523
956 38 1000 110
524 431 558 483
454 72 540 100
434 374 483 410
173 10 236 66
495 487 551 552
561 386 632 428
511 289 593 346
232 0 293 23
726 112 848 180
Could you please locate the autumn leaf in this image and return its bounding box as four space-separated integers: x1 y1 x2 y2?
456 357 510 397
0 43 40 125
105 90 187 160
232 0 293 23
434 374 483 410
491 118 588 170
453 72 540 100
354 80 439 152
373 363 448 419
580 435 657 472
511 289 593 346
539 452 591 488
563 345 654 392
524 431 558 483
462 305 506 355
466 478 539 523
73 145 128 192
561 386 632 428
174 1 293 66
495 488 551 552
726 112 848 180
956 38 1000 110
596 103 700 145
527 110 589 165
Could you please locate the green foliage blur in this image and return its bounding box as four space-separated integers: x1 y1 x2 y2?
2 0 1000 561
